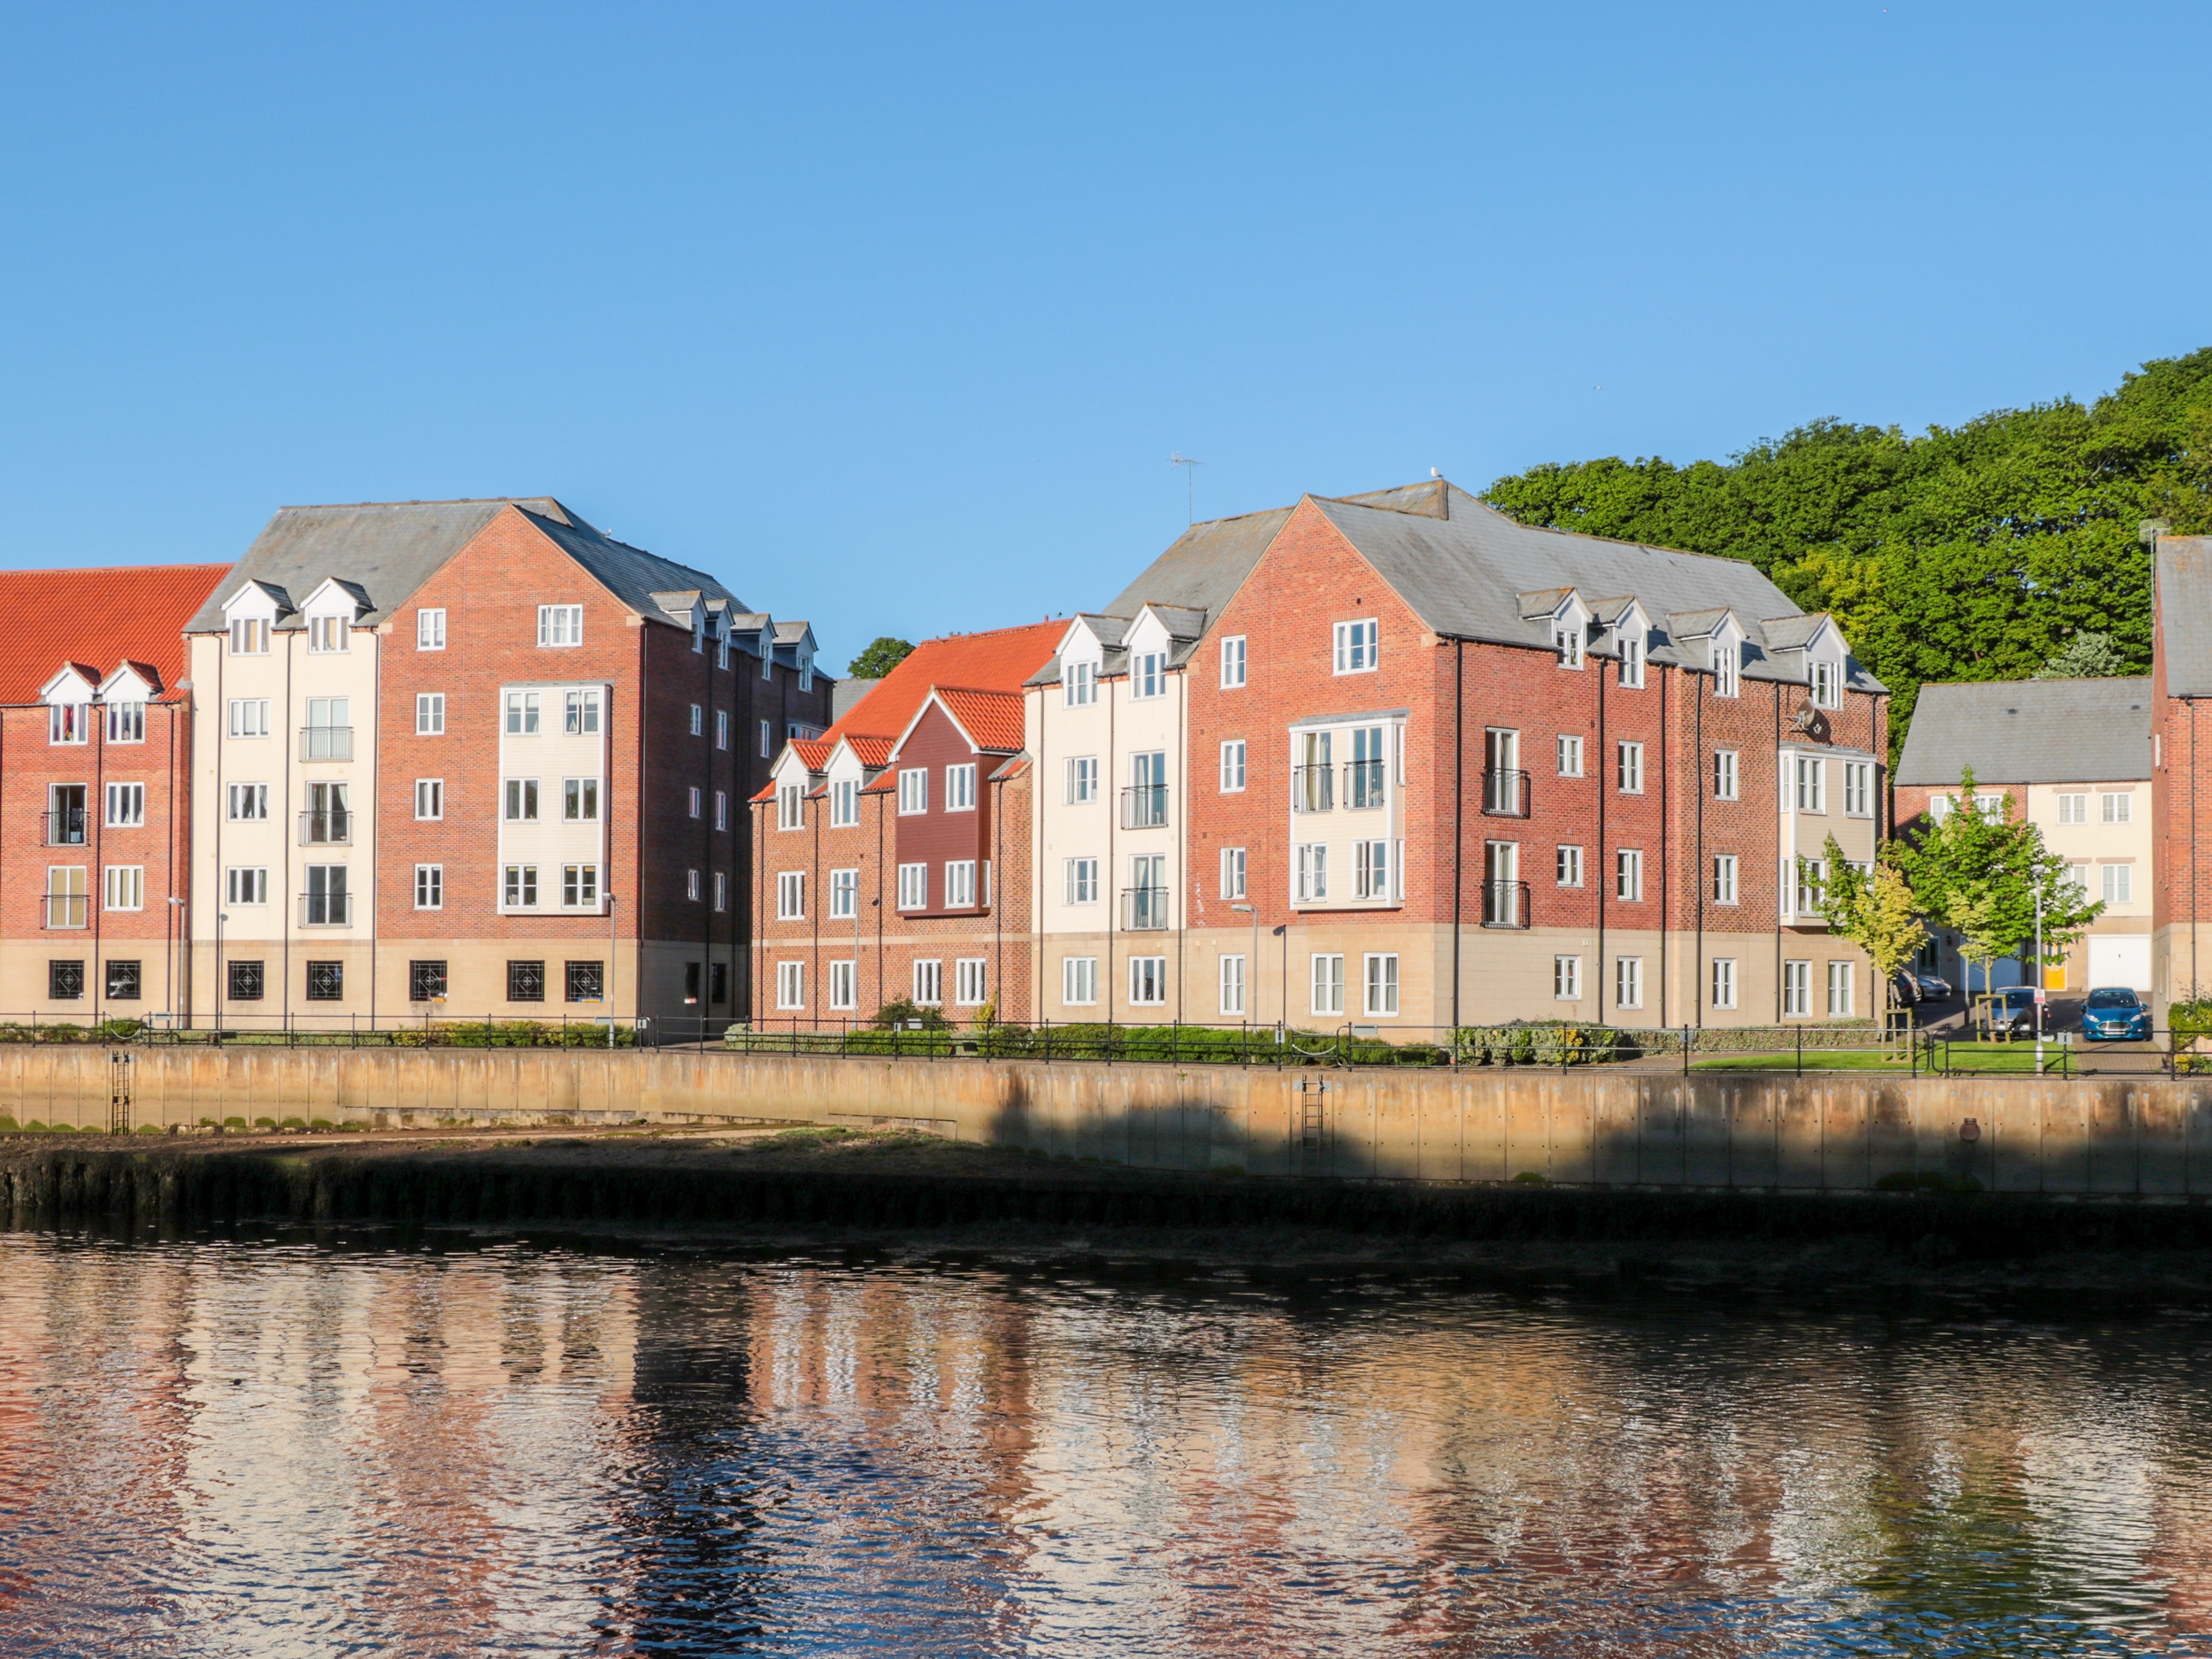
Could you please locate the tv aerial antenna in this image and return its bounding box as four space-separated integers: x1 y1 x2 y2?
1171 452 1204 525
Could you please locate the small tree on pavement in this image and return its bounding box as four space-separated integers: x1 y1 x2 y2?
1808 848 1925 1033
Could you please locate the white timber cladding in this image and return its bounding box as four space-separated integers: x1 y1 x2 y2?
192 585 380 963
1776 741 1879 925
495 681 611 916
1286 710 1406 910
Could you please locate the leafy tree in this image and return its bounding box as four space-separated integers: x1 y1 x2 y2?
847 636 915 679
1887 769 2102 994
1808 849 1925 1032
2034 630 2131 679
1484 348 2212 753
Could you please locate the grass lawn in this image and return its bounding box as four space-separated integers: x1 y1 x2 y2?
1690 1041 2121 1076
1690 1050 1918 1073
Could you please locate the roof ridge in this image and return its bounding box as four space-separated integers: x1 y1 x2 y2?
276 496 559 511
0 561 231 578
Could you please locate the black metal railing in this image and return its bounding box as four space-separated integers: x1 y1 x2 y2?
1480 879 1530 927
1343 759 1386 810
1482 767 1530 817
298 726 353 762
299 810 351 845
42 809 87 847
1121 785 1169 829
42 893 88 929
1292 764 1333 813
298 892 352 926
1121 886 1169 930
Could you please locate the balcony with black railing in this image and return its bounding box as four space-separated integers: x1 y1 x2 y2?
1121 886 1169 930
1291 764 1333 813
1480 879 1530 928
42 810 87 847
1343 759 1386 810
298 726 353 762
1482 768 1530 817
298 891 353 926
43 893 88 929
299 810 351 845
1121 784 1170 830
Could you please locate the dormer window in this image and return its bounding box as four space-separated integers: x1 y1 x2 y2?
799 648 814 693
716 618 730 670
1554 621 1583 669
692 611 705 652
1131 651 1166 699
106 703 145 743
1617 632 1645 688
309 616 349 654
1711 639 1740 698
1810 658 1839 709
762 630 774 680
230 618 270 656
1065 661 1097 707
49 703 88 745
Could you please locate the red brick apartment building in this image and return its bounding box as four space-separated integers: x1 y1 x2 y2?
0 564 228 1024
185 499 830 1033
1027 479 1888 1032
2154 532 2212 1007
749 622 1062 1028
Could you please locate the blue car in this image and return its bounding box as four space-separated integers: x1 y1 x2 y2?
2081 987 2151 1041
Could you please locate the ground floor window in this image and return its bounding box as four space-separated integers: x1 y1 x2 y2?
776 961 805 1010
105 960 141 1001
1063 956 1097 1006
914 959 943 1006
306 961 342 1001
1827 960 1855 1017
1310 953 1345 1018
828 960 857 1011
227 960 264 1002
48 959 83 1001
710 963 729 1004
1219 954 1245 1017
1783 959 1810 1017
1129 956 1167 1006
1554 955 1580 1000
1711 957 1737 1010
508 960 545 1002
1363 953 1398 1017
1614 956 1643 1010
955 958 987 1006
411 960 448 1002
564 960 603 1002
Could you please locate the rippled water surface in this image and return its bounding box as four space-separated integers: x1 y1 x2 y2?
4 1233 2212 1656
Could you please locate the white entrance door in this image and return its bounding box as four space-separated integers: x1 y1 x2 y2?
2088 934 2153 991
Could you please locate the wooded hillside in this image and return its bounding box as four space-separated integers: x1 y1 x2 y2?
1483 349 2212 748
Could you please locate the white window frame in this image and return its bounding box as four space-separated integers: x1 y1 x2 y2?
1711 639 1740 697
48 703 88 745
1355 839 1391 901
1714 749 1739 801
1554 621 1583 669
228 616 269 657
1617 741 1643 795
227 782 268 821
105 702 145 743
830 868 858 919
955 958 988 1008
945 861 977 908
1795 856 1826 917
776 871 805 921
896 863 926 910
1554 954 1581 1001
1333 618 1379 675
1064 857 1099 905
830 779 859 826
104 782 145 827
759 718 773 758
1711 958 1738 1010
1615 956 1644 1010
714 790 727 831
503 778 540 822
1363 953 1399 1018
1062 956 1098 1007
537 604 584 647
777 784 803 830
1065 756 1098 804
103 864 144 911
1295 842 1327 902
1064 660 1098 707
1128 956 1168 1006
715 710 729 750
897 769 928 815
1810 658 1839 709
1557 734 1584 777
2057 792 2087 826
1130 651 1166 699
1219 954 1246 1017
2102 791 2133 825
226 866 268 906
688 703 703 737
1713 853 1739 905
2102 862 2134 904
1220 635 1247 688
1310 952 1345 1017
828 960 857 1012
1220 846 1247 900
414 693 445 736
1795 756 1825 813
1556 844 1584 887
503 692 540 735
417 608 446 650
414 864 443 910
1219 740 1247 793
1783 960 1811 1018
1826 960 1855 1018
776 962 806 1011
1616 849 1643 902
414 779 443 820
946 764 978 811
308 614 349 654
566 690 603 735
687 786 703 819
1844 761 1873 818
1617 632 1644 688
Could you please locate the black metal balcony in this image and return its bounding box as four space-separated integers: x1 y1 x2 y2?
1482 768 1530 817
1292 764 1333 813
1343 758 1386 810
42 893 88 929
299 810 351 845
298 726 353 762
1121 886 1169 930
1480 879 1530 928
1121 784 1169 830
298 891 353 926
42 809 87 847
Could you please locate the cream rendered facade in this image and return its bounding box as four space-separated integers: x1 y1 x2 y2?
1996 780 2150 990
189 578 381 1025
1031 608 1194 1023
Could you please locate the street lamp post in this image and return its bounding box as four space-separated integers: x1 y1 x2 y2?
607 894 619 1048
2035 874 2046 1073
166 895 186 1029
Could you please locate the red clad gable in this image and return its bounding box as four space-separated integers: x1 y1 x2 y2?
0 565 228 703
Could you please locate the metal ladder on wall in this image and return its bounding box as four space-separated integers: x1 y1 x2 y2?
108 1050 133 1136
1297 1078 1329 1156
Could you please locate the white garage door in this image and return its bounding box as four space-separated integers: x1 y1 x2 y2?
2088 935 2153 991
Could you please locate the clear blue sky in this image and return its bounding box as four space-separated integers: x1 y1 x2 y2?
2 3 2206 672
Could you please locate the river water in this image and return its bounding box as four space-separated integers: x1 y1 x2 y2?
4 1232 2211 1656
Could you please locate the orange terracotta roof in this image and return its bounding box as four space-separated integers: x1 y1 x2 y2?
0 565 228 703
790 738 833 771
931 687 1025 752
845 734 893 767
825 619 1063 747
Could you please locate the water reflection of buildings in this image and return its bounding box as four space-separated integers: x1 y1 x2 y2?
4 1240 2211 1655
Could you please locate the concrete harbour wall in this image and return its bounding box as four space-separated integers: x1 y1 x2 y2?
10 1047 2212 1198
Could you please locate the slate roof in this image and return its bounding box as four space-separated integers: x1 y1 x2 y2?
2159 535 2212 696
186 497 749 636
0 564 228 703
831 678 879 721
1895 678 2154 786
